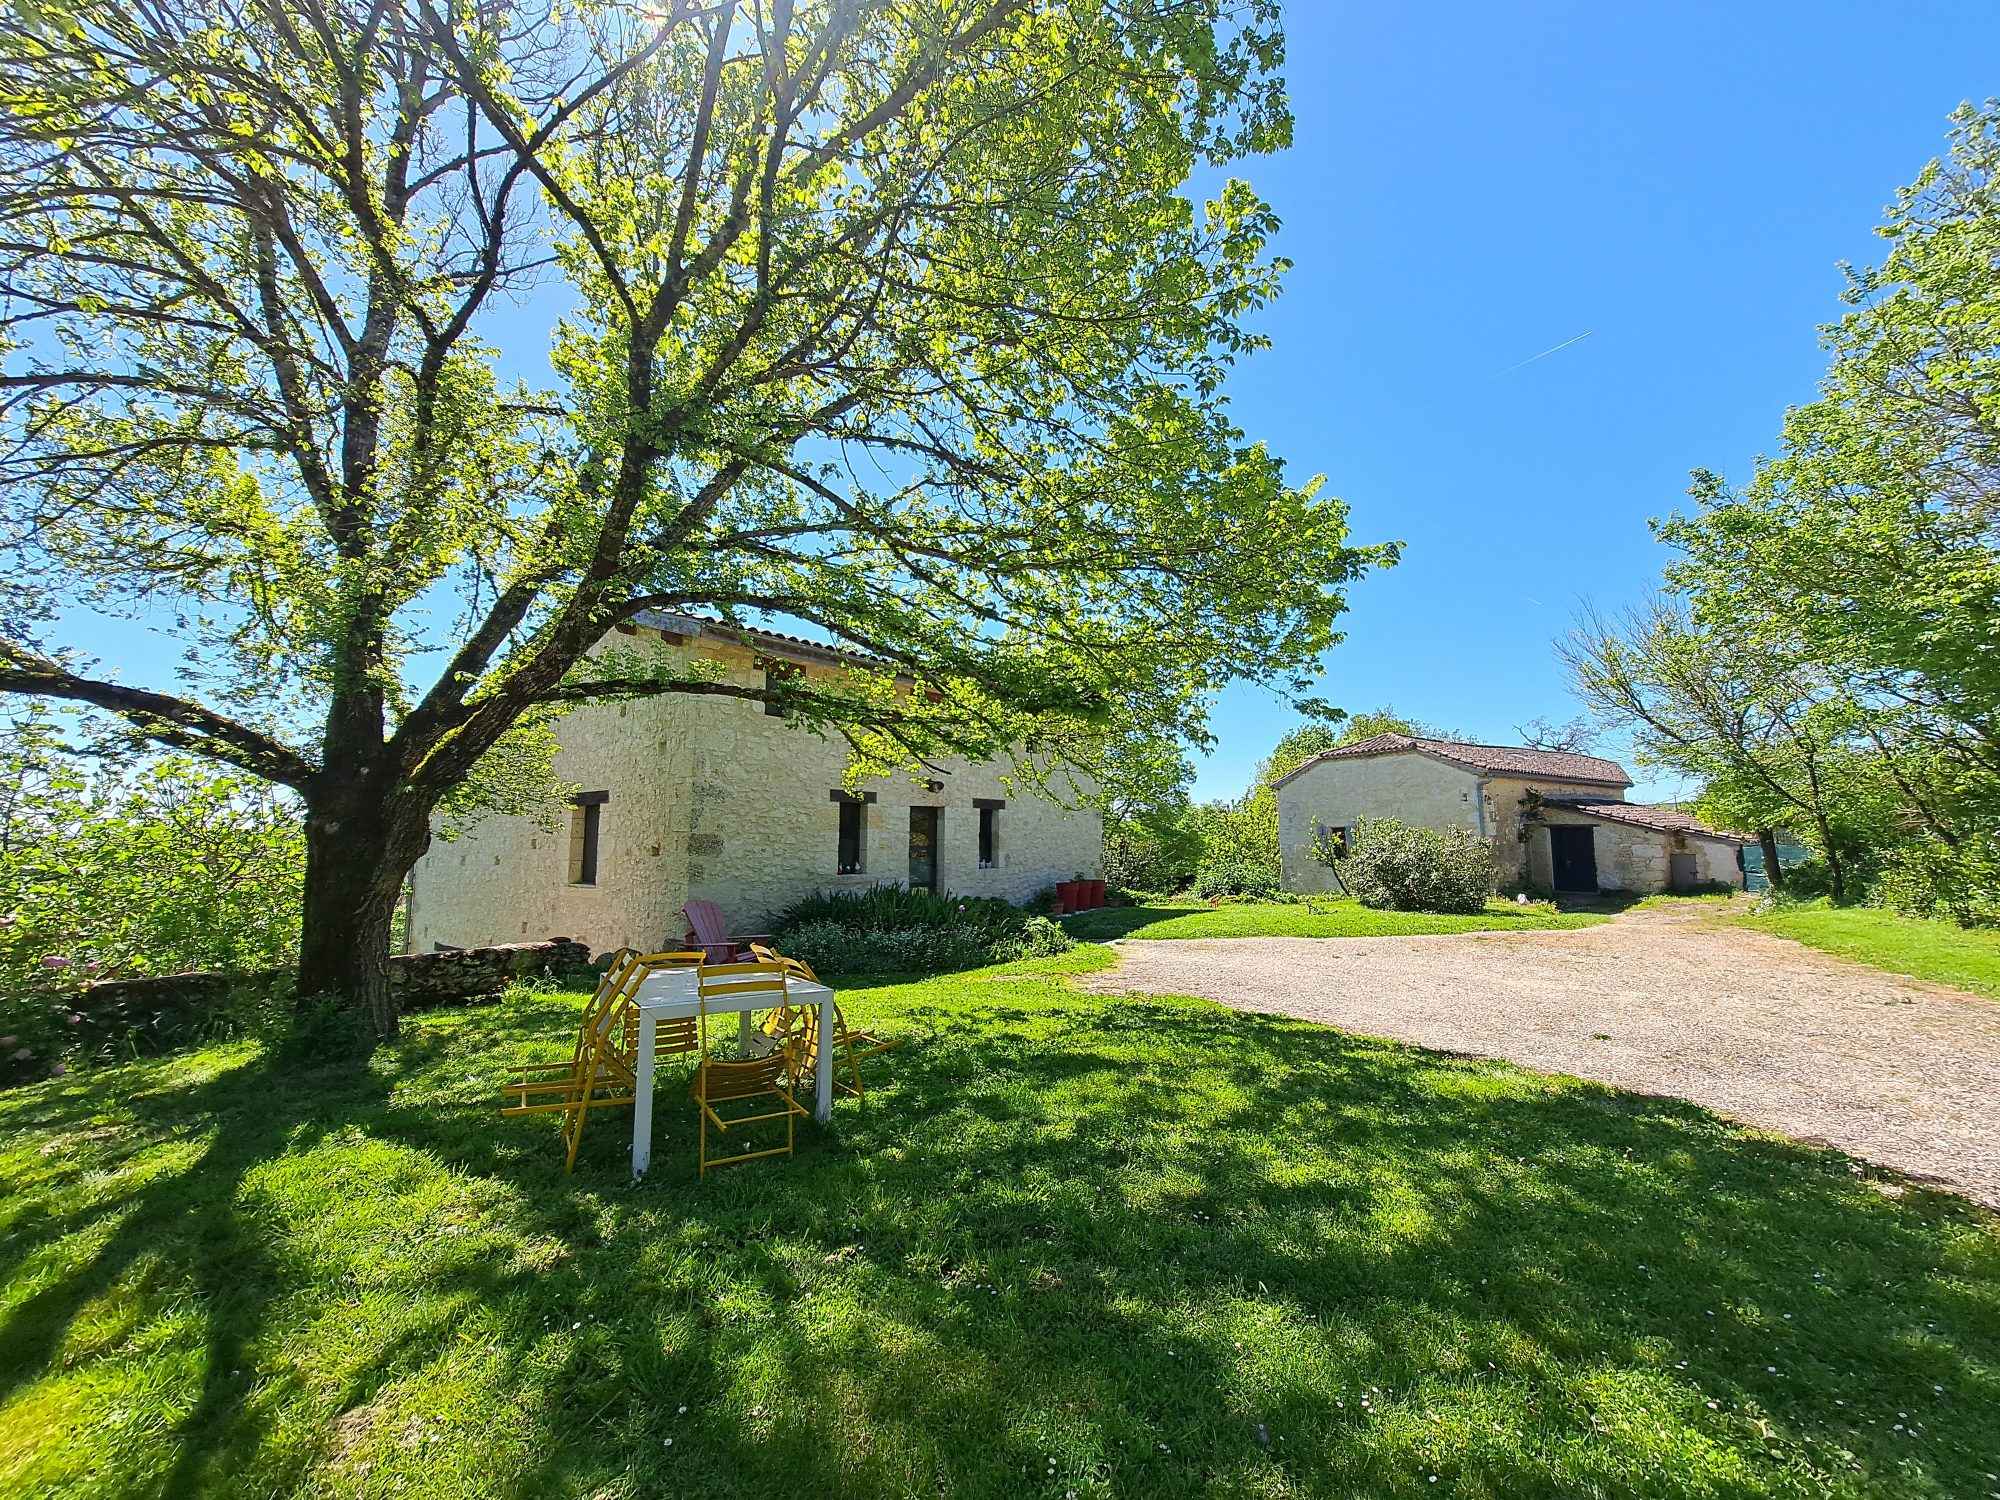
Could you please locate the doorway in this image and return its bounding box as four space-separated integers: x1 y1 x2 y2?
1550 825 1598 893
908 806 940 892
1669 850 1698 892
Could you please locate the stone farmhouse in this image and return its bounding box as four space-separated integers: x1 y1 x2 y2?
1273 733 1745 896
406 612 1104 957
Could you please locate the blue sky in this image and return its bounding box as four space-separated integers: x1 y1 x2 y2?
51 4 2000 805
1186 0 2000 804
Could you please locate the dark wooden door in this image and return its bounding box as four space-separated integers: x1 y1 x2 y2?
908 806 939 892
1669 851 1698 892
1550 825 1597 892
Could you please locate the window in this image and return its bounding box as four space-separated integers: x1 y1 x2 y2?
569 791 607 885
978 805 1000 868
1320 823 1351 858
836 797 866 874
760 657 802 717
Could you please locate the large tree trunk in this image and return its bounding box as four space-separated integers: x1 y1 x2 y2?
296 780 431 1038
1757 829 1785 891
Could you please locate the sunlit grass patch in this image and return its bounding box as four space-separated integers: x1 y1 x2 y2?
1062 898 1607 941
1740 902 2000 999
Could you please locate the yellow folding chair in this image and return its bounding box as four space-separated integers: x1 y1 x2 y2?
502 950 708 1170
620 950 711 1061
500 953 643 1169
748 944 899 1101
689 962 807 1175
746 942 808 1050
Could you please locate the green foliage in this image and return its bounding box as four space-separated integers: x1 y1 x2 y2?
1562 597 1908 903
1186 797 1276 884
1878 832 2000 928
1586 102 2000 905
0 718 304 1079
0 0 1390 1022
770 884 1069 975
1102 804 1207 894
1192 860 1278 901
1011 916 1073 960
773 884 1022 936
1659 103 2000 828
1321 816 1496 915
772 922 998 978
433 711 575 841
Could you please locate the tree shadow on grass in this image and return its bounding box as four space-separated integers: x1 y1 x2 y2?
392 993 2000 1494
4 983 1996 1498
0 1044 400 1498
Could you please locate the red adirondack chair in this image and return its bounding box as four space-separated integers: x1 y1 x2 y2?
682 899 772 965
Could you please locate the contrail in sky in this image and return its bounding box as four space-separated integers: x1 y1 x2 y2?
1492 330 1594 378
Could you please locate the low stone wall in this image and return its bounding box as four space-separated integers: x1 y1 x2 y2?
52 939 592 1063
387 939 592 1007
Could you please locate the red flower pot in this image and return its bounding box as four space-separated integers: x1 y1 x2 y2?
1055 880 1081 910
1087 878 1106 908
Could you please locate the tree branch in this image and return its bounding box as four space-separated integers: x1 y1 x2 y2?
0 647 316 785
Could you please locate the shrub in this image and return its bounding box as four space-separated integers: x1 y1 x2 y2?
1878 833 2000 927
773 882 1026 933
773 921 999 976
769 883 1068 975
2 725 305 1082
1009 915 1073 960
1193 861 1277 901
1102 814 1204 894
1323 817 1494 914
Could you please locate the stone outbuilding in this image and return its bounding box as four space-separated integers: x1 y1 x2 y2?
1272 733 1745 896
407 612 1103 956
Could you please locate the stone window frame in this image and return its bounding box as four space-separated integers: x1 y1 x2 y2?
975 797 1005 869
568 790 609 886
831 789 876 875
758 655 805 718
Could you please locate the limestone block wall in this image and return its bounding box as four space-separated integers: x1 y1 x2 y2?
666 634 1101 922
1481 776 1634 885
407 627 1102 956
1523 812 1743 894
1277 751 1480 892
407 683 696 957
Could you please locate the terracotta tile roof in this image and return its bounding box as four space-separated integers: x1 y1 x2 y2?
1543 797 1747 842
632 609 901 673
1273 732 1633 789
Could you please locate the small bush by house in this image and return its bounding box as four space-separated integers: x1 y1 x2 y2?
770 884 1070 975
1320 816 1495 915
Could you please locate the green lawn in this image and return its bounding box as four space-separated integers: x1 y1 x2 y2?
1062 897 1608 941
1741 902 2000 1000
3 958 1996 1498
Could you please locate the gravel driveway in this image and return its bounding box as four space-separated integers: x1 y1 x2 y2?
1086 904 2000 1207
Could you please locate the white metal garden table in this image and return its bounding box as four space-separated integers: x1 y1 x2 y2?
626 963 836 1179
